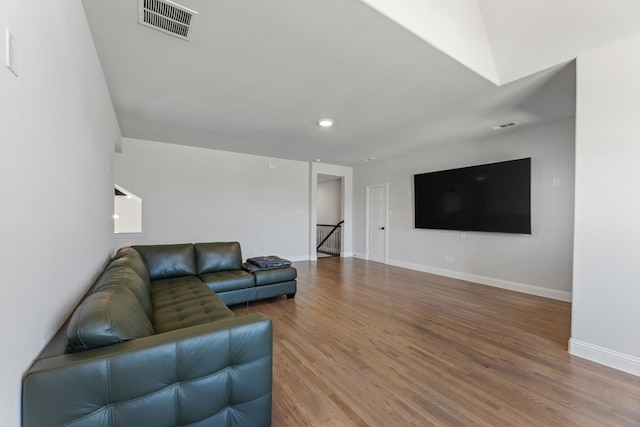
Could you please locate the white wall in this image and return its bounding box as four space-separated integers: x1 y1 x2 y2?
317 179 342 225
360 0 498 83
353 119 575 301
0 1 120 424
114 138 310 260
480 0 640 84
570 33 640 376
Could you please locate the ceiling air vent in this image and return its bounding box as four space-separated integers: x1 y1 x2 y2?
138 0 198 41
492 121 519 130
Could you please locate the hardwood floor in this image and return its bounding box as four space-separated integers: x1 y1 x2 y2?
232 257 640 426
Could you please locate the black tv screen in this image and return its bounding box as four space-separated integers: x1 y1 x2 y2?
414 158 531 234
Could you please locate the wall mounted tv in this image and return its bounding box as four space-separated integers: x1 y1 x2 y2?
414 158 531 234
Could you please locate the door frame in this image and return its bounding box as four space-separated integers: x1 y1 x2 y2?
309 163 353 261
365 183 389 263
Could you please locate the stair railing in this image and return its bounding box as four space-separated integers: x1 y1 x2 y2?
316 220 344 256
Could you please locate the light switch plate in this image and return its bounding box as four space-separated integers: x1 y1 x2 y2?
6 28 18 76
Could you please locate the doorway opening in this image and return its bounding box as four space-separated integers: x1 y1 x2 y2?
316 175 343 258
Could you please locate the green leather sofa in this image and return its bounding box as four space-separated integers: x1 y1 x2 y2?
22 242 296 427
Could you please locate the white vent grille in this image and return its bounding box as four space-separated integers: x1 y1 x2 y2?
492 121 519 130
138 0 197 40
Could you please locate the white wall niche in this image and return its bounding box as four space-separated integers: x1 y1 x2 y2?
114 184 143 235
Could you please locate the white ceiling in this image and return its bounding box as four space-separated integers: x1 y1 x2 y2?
81 0 640 166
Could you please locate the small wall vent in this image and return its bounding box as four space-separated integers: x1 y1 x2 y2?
138 0 198 40
492 121 519 130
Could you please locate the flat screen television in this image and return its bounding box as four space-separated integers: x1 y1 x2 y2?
414 158 531 234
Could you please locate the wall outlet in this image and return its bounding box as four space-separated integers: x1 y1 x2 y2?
444 255 454 263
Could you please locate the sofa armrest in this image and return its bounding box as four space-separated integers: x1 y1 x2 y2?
23 314 272 427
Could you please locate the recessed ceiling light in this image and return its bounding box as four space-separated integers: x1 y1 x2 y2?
364 157 377 162
318 119 334 128
314 159 321 162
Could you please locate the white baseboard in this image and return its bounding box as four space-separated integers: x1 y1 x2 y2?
386 259 572 302
569 338 640 377
312 254 571 302
291 253 355 262
289 254 312 262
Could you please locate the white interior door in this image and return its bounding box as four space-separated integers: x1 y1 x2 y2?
367 184 388 263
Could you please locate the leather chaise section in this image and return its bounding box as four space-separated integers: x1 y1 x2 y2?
151 276 234 333
256 280 297 300
253 266 297 286
199 269 255 293
216 287 258 306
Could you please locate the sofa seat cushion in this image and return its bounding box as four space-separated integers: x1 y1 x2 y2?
151 276 234 334
253 267 297 286
199 270 255 293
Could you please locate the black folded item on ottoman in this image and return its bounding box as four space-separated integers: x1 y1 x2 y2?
242 256 297 300
242 262 261 273
246 256 292 270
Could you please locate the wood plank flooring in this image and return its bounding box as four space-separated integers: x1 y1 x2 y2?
232 257 640 426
